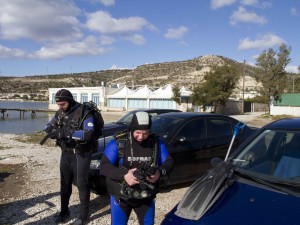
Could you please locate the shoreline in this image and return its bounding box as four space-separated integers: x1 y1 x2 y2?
0 99 48 102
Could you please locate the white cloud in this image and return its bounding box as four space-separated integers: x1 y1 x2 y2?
164 26 188 39
32 36 111 59
210 0 236 9
0 0 82 43
260 1 272 9
0 45 27 58
99 0 115 6
286 65 299 73
241 0 272 8
124 34 146 45
110 64 134 70
240 0 259 6
291 7 298 16
238 33 285 50
86 11 154 34
230 6 267 25
99 35 116 45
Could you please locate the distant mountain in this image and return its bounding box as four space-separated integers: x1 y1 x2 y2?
0 55 259 100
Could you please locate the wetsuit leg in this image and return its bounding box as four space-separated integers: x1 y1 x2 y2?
74 151 92 220
60 151 74 215
134 198 155 225
110 196 132 225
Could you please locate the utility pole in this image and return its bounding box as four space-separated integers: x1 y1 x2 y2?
242 60 245 114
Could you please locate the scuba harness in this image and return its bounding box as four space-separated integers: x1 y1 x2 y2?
40 104 94 152
106 131 160 200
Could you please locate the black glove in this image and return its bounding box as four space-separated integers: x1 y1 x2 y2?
48 128 66 140
44 125 54 134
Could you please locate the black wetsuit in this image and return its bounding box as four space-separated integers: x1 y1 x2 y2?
45 102 95 220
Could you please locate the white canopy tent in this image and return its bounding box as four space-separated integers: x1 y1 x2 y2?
106 84 191 110
127 85 153 109
149 84 176 109
107 86 134 108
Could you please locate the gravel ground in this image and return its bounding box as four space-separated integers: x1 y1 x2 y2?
0 112 271 225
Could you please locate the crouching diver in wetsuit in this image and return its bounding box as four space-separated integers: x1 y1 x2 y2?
100 111 174 225
42 89 98 225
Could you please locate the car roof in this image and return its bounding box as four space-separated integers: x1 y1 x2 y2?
129 109 181 113
263 117 300 130
155 112 235 119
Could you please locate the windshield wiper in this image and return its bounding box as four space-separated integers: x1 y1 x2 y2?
234 170 300 197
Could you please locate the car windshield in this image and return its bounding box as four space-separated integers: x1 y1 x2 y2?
232 129 300 186
115 111 172 126
115 112 134 125
151 116 184 140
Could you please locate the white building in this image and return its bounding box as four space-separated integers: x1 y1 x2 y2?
48 86 116 110
106 84 192 111
48 84 192 111
270 93 300 116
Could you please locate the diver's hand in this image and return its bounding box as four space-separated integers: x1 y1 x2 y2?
124 168 139 186
44 125 54 134
146 170 160 183
48 128 67 140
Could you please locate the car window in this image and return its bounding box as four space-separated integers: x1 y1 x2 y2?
176 118 206 140
207 118 233 146
151 116 183 140
116 110 178 125
117 113 134 125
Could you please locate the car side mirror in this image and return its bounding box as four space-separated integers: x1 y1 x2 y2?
210 157 223 168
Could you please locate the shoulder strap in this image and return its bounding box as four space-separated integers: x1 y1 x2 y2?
115 131 129 159
145 133 159 167
78 104 92 129
152 134 159 167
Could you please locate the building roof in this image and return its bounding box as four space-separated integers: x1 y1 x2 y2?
150 84 173 99
107 85 134 98
127 85 153 98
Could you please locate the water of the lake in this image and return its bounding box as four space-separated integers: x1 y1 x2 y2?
0 101 53 134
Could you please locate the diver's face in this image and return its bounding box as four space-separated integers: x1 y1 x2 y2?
133 130 150 142
57 101 69 112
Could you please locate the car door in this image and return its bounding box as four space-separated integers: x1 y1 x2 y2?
166 117 207 185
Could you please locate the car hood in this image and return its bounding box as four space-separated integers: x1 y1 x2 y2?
163 180 300 225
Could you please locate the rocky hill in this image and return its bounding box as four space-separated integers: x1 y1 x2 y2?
0 55 258 100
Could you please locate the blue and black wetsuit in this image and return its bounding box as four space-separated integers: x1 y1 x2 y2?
100 132 174 225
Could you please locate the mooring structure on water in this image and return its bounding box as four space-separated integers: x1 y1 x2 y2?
0 108 55 118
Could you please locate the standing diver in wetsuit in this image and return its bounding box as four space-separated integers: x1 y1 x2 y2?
100 111 174 225
44 89 97 225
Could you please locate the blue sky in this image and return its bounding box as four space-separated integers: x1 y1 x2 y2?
0 0 299 77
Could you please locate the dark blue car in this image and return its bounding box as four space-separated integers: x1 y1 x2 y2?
161 118 300 225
